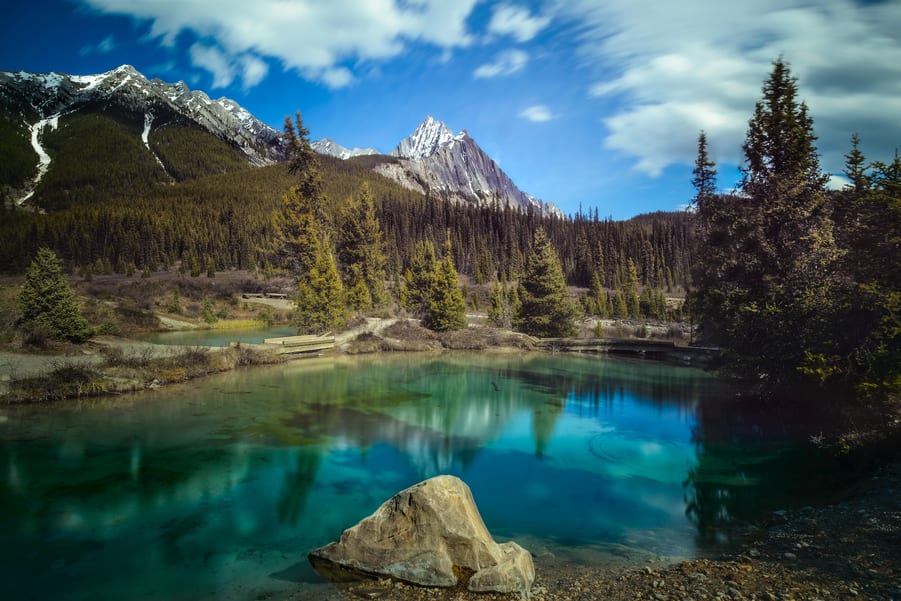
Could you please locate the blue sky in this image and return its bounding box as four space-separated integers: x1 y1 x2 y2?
2 1 901 219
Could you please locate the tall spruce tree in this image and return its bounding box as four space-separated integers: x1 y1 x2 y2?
294 234 347 334
275 112 347 332
693 59 841 385
272 113 324 276
18 247 91 342
338 181 389 310
514 229 576 337
401 239 437 315
425 240 466 331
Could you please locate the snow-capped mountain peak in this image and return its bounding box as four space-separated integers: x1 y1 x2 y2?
390 115 455 160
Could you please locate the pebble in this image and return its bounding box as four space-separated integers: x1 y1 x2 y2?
748 549 760 558
783 553 797 561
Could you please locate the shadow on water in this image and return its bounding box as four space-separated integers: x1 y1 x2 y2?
683 389 892 550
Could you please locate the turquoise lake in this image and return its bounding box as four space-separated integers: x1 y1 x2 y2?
0 353 853 600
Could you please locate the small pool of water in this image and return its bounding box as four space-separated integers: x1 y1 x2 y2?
0 353 860 600
141 325 296 347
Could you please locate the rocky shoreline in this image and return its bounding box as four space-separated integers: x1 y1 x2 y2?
287 462 899 601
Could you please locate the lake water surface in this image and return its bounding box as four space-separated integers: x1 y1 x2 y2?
0 353 852 600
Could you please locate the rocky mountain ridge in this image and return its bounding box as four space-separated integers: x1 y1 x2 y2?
0 64 284 167
1 65 559 216
311 138 378 160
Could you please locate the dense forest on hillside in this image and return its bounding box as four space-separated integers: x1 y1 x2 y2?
0 146 694 293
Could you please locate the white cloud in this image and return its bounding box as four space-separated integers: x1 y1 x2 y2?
488 4 551 42
551 0 901 176
474 49 529 78
189 43 237 88
519 105 555 122
239 55 269 90
81 0 479 89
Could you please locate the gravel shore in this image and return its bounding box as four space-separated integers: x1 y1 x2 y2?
288 461 899 601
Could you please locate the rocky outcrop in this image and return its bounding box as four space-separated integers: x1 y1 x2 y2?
308 475 534 594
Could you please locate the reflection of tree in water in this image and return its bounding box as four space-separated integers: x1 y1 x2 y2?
683 393 873 547
277 446 323 525
532 398 564 458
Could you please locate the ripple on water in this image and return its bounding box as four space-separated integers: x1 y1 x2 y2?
588 431 692 481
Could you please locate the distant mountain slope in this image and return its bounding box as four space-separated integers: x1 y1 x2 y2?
0 65 284 207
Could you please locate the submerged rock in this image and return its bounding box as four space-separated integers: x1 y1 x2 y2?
308 475 534 594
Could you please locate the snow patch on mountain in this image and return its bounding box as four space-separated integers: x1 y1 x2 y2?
311 138 379 160
142 112 172 180
390 115 455 160
19 113 60 204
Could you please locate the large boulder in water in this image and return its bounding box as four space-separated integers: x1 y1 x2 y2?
308 475 534 594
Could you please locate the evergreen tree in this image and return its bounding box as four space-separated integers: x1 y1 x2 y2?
425 242 466 331
692 59 841 385
294 234 347 335
338 181 388 310
402 239 437 315
201 296 218 324
612 290 628 319
18 247 91 342
272 113 324 277
514 229 576 337
624 259 641 318
488 278 514 328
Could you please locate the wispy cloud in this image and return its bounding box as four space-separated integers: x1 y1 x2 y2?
474 49 529 78
488 4 551 42
551 0 901 176
188 43 269 90
80 34 115 56
80 0 479 89
519 105 556 122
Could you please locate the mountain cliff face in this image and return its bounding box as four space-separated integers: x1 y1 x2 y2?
389 115 455 160
381 116 561 217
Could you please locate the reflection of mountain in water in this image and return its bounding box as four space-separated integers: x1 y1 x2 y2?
281 356 567 475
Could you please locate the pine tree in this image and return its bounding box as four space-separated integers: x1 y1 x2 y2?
612 290 628 319
488 277 513 328
402 239 437 315
624 259 641 318
294 234 347 335
692 58 841 385
691 131 717 206
514 229 576 337
18 248 91 342
338 181 388 310
272 113 324 277
425 243 466 331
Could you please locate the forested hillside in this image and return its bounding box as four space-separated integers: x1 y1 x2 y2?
0 148 694 292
